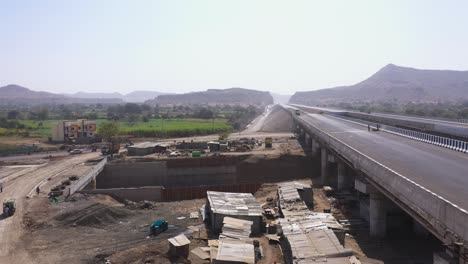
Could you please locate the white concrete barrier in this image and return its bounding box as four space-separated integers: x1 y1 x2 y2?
69 157 107 196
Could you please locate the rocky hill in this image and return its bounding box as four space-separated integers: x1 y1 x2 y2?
146 88 274 106
290 64 468 105
64 90 167 102
0 84 123 106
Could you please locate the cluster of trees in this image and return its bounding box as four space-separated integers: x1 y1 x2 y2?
330 101 468 120
3 107 49 121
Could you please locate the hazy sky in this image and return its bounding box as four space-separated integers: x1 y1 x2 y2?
1 0 468 95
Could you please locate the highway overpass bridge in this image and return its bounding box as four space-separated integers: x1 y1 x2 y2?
282 105 468 264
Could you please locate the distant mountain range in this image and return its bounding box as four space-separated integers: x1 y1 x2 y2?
146 88 274 106
62 90 168 102
0 85 274 107
290 64 468 105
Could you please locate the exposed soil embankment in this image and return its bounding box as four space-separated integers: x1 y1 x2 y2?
260 104 294 132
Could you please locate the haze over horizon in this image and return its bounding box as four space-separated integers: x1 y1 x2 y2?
1 0 468 95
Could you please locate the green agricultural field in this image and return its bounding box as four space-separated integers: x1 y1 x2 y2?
115 118 232 138
15 118 232 138
18 120 59 137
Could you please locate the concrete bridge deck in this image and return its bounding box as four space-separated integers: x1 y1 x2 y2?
301 113 468 211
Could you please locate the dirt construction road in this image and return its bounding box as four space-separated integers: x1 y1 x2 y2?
0 152 99 263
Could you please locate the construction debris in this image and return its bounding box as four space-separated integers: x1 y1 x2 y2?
276 181 354 263
190 211 199 219
191 247 210 260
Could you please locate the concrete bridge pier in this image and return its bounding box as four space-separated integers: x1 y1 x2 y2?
320 148 329 185
311 139 320 156
337 162 354 191
305 133 312 149
85 178 97 190
369 191 387 238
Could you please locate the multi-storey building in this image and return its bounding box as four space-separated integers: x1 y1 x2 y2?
51 119 97 142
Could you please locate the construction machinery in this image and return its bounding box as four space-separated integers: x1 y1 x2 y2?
150 219 168 236
101 143 120 155
3 199 16 217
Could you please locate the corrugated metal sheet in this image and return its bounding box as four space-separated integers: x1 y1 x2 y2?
207 191 263 216
216 239 255 264
288 230 353 261
221 217 253 239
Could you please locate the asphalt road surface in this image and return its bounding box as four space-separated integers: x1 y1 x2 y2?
290 103 468 128
300 113 468 211
0 150 69 162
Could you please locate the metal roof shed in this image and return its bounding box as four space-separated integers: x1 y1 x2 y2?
127 142 159 156
206 191 263 235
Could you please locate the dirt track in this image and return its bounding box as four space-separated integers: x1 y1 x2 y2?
0 152 99 263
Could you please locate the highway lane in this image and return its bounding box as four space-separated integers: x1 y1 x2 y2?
290 103 468 129
301 113 468 211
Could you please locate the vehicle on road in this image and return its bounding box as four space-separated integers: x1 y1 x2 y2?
295 109 301 116
149 220 168 236
69 149 83 154
3 199 16 217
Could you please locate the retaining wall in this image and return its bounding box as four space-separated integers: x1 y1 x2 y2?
97 155 313 189
81 186 163 202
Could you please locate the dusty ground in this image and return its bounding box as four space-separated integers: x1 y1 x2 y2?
20 187 286 264
0 152 101 263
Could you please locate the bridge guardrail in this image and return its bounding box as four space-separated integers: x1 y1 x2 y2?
294 114 468 246
328 114 468 154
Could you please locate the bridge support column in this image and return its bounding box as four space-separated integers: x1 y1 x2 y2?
86 178 97 190
370 191 387 238
337 162 349 191
311 139 320 156
305 133 311 148
321 148 329 185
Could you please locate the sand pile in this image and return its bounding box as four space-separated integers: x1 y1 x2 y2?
55 203 132 227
